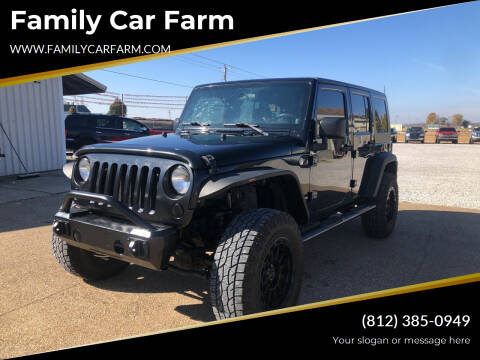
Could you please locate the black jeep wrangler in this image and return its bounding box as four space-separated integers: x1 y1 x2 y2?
53 78 398 320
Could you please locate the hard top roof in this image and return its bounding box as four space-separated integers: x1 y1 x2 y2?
195 77 385 97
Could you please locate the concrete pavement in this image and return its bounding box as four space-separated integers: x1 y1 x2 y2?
1 195 479 358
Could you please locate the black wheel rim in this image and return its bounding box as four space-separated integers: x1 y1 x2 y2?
385 186 397 222
260 238 293 310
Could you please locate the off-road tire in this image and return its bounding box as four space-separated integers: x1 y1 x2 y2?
210 208 303 320
361 172 398 239
52 233 129 280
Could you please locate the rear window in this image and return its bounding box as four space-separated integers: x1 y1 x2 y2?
440 127 456 132
96 117 121 129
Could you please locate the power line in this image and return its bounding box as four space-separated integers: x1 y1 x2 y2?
190 53 267 78
169 55 245 81
173 53 258 81
170 56 221 72
101 69 193 89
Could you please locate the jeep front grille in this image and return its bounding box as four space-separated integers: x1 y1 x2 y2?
89 161 161 213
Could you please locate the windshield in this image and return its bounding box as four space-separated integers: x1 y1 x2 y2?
409 127 423 132
440 127 456 132
179 81 312 129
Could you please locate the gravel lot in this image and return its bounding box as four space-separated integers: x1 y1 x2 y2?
394 143 480 209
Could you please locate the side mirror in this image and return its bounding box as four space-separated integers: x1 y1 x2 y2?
315 117 346 139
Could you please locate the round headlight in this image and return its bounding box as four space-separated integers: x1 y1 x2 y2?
170 165 191 195
78 157 91 182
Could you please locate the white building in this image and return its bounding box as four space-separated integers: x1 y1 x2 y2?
0 74 106 177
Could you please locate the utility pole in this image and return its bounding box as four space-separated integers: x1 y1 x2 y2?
219 64 232 82
121 94 124 117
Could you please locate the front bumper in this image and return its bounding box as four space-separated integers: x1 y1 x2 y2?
437 135 458 140
53 191 177 271
406 135 424 141
471 135 480 143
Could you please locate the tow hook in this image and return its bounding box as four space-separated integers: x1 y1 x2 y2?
53 220 70 236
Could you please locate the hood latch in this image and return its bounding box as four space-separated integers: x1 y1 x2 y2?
201 154 217 174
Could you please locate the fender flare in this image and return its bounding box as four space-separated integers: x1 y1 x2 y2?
358 152 398 199
198 168 309 225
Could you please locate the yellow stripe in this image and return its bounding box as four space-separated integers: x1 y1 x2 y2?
40 272 480 356
0 4 455 88
157 272 480 332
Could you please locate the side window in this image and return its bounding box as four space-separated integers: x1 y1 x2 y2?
315 89 346 121
122 119 144 131
96 117 120 129
372 98 388 132
65 115 87 128
351 94 370 133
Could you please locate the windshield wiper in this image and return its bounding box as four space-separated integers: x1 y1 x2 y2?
223 123 269 136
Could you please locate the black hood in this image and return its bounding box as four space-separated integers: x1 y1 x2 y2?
76 132 300 169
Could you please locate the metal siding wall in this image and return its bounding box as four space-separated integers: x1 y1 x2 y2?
0 78 65 177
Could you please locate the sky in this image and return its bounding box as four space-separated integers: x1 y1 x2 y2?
83 2 480 124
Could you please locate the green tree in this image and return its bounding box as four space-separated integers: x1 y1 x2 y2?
108 98 127 116
452 114 464 126
426 112 438 125
438 116 448 125
462 119 470 128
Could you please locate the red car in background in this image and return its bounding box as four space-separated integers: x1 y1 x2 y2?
148 128 172 136
436 127 458 144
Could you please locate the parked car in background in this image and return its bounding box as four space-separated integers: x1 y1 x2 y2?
65 114 150 152
436 127 458 144
405 126 424 143
470 127 480 144
391 128 397 143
